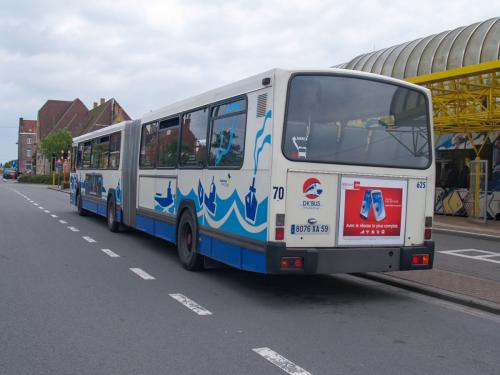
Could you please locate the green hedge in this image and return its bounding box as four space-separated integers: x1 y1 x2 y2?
18 174 53 184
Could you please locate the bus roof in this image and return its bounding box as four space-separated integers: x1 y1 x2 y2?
72 120 133 144
141 68 429 124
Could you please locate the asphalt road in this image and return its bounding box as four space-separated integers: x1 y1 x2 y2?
433 232 500 283
1 180 500 375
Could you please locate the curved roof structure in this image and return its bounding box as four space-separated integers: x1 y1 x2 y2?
336 17 500 79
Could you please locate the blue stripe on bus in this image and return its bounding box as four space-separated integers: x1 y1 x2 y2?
135 214 267 273
80 197 122 223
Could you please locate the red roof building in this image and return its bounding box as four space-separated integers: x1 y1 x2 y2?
31 97 131 174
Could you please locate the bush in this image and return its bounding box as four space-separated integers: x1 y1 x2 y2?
18 174 53 184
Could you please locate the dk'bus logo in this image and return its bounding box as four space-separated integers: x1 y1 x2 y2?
303 178 323 200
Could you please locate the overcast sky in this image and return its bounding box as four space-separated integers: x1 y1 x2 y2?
1 0 498 162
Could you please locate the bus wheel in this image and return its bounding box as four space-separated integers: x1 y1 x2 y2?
77 192 87 216
177 210 203 271
107 195 120 232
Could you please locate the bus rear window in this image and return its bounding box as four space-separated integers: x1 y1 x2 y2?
283 75 431 169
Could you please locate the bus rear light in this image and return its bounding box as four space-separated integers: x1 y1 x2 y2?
280 257 303 270
275 227 284 240
424 228 432 240
411 254 430 266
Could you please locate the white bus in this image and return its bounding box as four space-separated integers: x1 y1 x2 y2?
71 68 435 274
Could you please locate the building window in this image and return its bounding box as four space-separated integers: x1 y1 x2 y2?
208 98 247 167
27 137 32 145
26 148 32 158
25 160 32 171
180 108 208 167
158 117 180 168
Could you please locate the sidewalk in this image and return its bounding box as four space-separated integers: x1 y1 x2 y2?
47 186 70 194
367 214 500 314
433 214 500 239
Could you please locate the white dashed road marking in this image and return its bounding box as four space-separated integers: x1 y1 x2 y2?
59 220 68 224
129 268 155 280
101 249 120 258
33 203 38 206
51 214 58 218
439 249 500 265
44 210 50 213
38 206 44 210
68 226 79 232
252 347 312 375
82 236 96 243
169 293 212 316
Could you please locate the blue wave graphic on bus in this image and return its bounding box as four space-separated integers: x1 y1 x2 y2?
116 180 122 205
154 181 175 214
204 177 217 215
245 110 272 223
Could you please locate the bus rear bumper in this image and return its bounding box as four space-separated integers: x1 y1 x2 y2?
266 241 435 274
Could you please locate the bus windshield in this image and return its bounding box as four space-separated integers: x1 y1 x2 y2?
283 74 431 169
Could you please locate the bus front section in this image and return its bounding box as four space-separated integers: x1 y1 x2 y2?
268 71 434 274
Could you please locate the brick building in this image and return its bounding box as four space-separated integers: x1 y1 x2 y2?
32 97 130 174
17 118 37 174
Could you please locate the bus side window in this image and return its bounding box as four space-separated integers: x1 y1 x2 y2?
180 108 208 167
82 141 92 169
109 132 121 169
71 146 77 173
158 117 180 168
77 143 84 169
208 98 247 167
139 123 158 169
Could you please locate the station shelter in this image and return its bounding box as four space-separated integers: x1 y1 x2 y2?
335 17 500 219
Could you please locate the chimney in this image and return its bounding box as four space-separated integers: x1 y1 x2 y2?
93 102 98 108
100 98 105 105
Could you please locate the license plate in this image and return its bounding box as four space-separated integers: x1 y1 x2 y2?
291 224 330 235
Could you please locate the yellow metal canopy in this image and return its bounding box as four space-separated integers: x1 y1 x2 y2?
406 60 500 135
334 17 500 137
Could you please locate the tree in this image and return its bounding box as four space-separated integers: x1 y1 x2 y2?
39 129 73 166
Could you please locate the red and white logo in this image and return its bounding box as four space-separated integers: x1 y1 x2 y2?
303 178 323 200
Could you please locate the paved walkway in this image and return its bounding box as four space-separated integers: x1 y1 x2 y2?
434 214 500 238
385 269 500 305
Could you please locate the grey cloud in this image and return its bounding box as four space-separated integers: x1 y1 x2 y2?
1 0 499 161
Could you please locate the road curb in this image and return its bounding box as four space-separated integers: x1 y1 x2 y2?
357 272 500 316
47 186 70 195
434 227 500 242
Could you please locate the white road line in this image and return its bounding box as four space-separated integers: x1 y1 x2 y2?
59 220 68 224
101 249 120 258
67 226 79 232
252 347 312 375
38 206 44 210
439 249 500 265
82 236 96 243
44 210 50 213
130 268 155 280
33 203 38 206
51 214 58 218
169 293 212 316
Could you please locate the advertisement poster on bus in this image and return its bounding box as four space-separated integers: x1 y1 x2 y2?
338 176 407 246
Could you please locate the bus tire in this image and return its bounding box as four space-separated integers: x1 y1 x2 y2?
77 192 87 216
107 195 120 233
177 209 204 271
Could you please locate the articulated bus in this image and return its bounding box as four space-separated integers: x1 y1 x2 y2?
70 68 435 274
